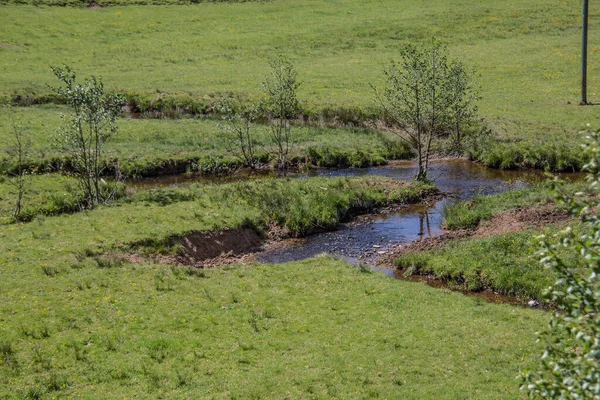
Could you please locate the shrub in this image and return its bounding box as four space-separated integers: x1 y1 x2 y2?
50 65 124 208
520 128 600 398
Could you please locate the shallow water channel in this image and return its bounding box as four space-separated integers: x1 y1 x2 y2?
255 159 580 266
132 159 581 269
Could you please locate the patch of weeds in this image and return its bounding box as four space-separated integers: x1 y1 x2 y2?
39 324 51 339
104 335 119 352
238 356 253 366
70 257 97 270
94 253 125 269
40 265 57 277
45 372 68 392
175 369 193 388
147 338 170 363
66 340 88 362
0 340 20 373
396 253 429 277
238 340 256 352
263 307 277 319
32 345 52 371
170 265 185 279
0 340 15 358
79 247 97 259
357 262 372 274
22 386 45 400
248 310 269 333
189 268 207 278
31 230 50 240
110 367 131 381
443 201 491 230
230 291 241 304
142 364 166 391
185 266 207 278
170 265 206 279
20 324 51 340
63 317 79 330
75 279 92 290
155 269 175 292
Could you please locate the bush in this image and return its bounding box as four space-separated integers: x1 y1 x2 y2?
520 128 600 398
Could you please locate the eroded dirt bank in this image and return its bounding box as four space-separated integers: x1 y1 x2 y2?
128 227 266 268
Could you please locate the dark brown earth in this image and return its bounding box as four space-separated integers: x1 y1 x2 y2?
128 227 266 268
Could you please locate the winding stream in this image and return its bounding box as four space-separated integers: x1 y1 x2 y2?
255 160 581 265
129 159 582 269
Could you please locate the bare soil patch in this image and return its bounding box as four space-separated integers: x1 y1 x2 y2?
127 227 266 268
181 228 263 261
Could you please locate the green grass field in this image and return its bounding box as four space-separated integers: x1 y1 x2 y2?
0 175 549 398
0 1 589 397
0 173 434 226
0 0 598 169
0 256 548 398
396 227 559 299
0 0 598 123
441 181 585 230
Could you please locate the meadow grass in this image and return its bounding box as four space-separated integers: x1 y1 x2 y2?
0 174 548 398
0 105 409 176
0 173 82 224
394 225 574 300
1 0 598 135
0 0 596 169
0 256 548 398
0 1 585 396
1 175 436 247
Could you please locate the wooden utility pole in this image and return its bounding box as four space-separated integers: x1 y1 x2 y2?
582 0 589 105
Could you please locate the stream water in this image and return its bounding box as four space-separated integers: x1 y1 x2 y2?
129 159 582 269
255 160 582 265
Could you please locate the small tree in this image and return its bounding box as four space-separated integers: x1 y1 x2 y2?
520 127 600 399
6 109 32 219
217 98 261 169
50 65 123 207
262 55 301 170
374 40 478 180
